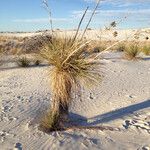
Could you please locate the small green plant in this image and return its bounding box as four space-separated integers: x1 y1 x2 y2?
124 44 139 60
17 56 30 67
142 45 150 56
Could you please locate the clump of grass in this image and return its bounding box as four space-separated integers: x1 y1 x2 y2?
124 44 140 60
40 36 102 131
116 43 126 52
39 0 102 132
142 45 150 56
17 56 30 67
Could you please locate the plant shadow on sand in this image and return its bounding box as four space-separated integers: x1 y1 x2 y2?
29 99 150 134
69 99 150 126
143 57 150 61
0 63 49 71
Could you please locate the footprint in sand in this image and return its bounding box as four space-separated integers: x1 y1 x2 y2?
123 118 150 133
0 130 9 142
1 105 13 112
14 142 23 150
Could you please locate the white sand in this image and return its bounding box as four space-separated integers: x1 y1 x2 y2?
0 51 150 150
1 28 150 41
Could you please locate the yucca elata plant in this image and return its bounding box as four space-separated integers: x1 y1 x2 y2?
124 44 140 60
39 36 102 132
142 45 150 56
39 0 103 132
17 56 30 67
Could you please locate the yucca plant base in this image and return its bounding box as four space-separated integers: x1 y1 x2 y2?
39 81 70 132
39 103 69 132
39 111 65 132
39 70 72 132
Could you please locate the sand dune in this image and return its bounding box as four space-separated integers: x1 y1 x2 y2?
0 28 150 41
0 51 150 150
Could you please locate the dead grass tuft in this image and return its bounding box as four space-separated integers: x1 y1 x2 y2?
124 44 140 60
17 56 30 67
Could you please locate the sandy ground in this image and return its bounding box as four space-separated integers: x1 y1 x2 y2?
0 51 150 150
1 28 150 41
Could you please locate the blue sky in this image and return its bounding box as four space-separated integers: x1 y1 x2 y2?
0 0 150 31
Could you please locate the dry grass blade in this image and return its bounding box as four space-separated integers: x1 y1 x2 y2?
73 6 89 42
43 0 53 33
81 0 101 39
62 39 92 65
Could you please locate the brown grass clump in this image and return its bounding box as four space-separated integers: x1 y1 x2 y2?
124 44 140 60
17 56 30 67
142 45 150 56
39 0 102 132
40 36 102 131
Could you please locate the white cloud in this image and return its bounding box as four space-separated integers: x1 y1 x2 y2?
84 0 150 3
72 9 150 17
12 0 150 29
13 18 69 23
84 0 150 7
71 8 150 28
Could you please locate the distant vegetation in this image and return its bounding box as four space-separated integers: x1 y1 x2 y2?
17 56 30 67
142 45 150 56
124 44 140 60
